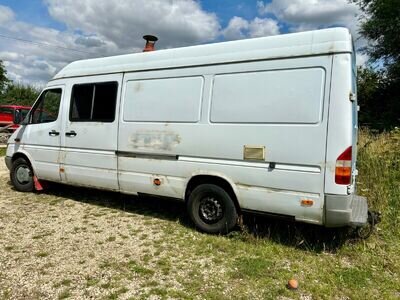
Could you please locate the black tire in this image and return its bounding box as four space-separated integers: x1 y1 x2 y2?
10 158 34 192
187 184 238 234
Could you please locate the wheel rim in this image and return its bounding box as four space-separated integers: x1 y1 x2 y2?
15 165 32 185
199 196 224 224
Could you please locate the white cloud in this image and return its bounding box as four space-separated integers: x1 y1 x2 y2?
45 0 220 49
249 17 280 38
257 0 358 27
223 16 279 40
0 17 97 85
257 0 361 41
0 51 20 61
257 0 367 63
0 5 14 24
223 16 249 40
0 1 221 86
75 36 106 48
1 0 368 85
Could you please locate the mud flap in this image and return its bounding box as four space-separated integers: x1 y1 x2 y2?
350 195 368 226
356 210 381 239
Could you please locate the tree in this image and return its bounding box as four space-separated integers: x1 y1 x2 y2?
353 0 400 128
0 60 40 106
0 83 40 106
357 67 384 127
355 0 400 78
0 60 10 94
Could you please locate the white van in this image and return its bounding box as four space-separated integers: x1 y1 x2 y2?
5 27 368 234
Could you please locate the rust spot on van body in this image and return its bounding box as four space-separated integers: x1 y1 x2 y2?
130 130 181 151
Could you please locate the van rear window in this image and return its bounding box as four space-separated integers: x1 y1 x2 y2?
70 82 118 122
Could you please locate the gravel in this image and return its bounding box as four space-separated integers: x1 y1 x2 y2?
0 161 198 299
0 133 10 145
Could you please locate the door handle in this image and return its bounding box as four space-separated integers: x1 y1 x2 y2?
49 130 60 136
65 130 77 137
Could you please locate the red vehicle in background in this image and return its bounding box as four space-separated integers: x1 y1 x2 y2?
0 105 31 132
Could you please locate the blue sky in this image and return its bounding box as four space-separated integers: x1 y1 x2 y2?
0 0 65 30
203 0 265 26
0 0 364 85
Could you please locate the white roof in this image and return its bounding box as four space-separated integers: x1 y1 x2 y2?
53 27 352 80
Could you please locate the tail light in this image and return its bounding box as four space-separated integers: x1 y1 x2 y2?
335 146 352 185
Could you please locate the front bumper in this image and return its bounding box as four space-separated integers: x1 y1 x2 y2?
325 194 368 227
5 156 12 170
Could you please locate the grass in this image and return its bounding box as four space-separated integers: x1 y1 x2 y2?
127 260 155 277
0 128 399 299
0 147 6 157
107 287 129 299
357 128 400 234
35 251 49 258
57 289 71 300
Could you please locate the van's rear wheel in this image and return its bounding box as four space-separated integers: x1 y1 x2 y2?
187 184 238 234
10 158 34 192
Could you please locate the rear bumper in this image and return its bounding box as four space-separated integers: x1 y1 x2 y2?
325 194 368 227
5 156 12 170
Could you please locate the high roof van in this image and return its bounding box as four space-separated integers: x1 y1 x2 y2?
5 27 369 234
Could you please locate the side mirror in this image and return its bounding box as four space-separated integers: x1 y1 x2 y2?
13 109 22 124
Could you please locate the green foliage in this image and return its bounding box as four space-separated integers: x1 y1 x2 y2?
0 82 40 107
0 59 40 107
0 60 10 94
354 0 400 71
357 67 400 129
354 0 400 129
357 128 400 235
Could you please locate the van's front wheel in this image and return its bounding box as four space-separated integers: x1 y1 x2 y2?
10 158 34 192
187 184 238 234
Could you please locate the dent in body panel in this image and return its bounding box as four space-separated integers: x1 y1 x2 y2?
129 130 181 151
150 174 184 198
118 169 186 199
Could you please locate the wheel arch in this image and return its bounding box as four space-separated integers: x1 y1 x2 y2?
184 172 241 214
11 150 36 171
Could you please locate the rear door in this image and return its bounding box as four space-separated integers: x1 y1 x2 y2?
350 49 359 190
325 53 355 195
61 74 122 190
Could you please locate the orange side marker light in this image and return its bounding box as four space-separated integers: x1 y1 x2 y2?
301 199 314 207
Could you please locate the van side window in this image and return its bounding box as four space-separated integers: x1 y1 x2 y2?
70 82 118 122
30 88 62 124
210 68 325 124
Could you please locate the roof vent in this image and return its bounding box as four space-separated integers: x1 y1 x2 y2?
143 35 158 52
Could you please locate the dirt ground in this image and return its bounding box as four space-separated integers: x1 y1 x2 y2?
0 133 11 145
0 161 218 300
